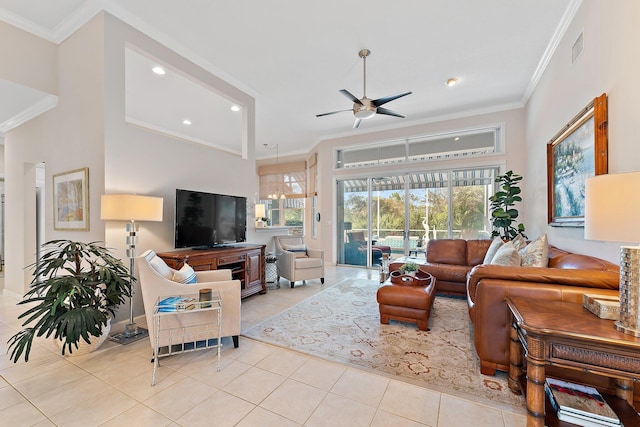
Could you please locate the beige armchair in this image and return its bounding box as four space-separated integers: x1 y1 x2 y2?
274 236 324 288
137 250 241 354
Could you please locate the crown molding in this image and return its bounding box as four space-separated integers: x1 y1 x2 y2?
0 94 58 133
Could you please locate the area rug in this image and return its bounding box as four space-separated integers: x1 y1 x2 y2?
243 279 526 411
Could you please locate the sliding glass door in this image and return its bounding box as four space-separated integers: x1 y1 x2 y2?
337 167 497 268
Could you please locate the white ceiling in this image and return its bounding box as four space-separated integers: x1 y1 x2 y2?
0 0 577 157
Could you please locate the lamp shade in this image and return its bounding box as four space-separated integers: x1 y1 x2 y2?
584 171 640 243
101 194 164 222
255 203 266 218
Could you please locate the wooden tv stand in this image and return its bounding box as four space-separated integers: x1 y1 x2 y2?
156 244 266 299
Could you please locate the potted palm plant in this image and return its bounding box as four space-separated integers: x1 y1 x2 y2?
7 240 134 362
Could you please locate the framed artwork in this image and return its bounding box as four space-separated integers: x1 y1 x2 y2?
547 93 608 226
53 168 89 231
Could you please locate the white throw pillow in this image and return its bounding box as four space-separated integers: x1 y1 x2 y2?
490 242 521 266
519 234 549 267
172 262 197 284
483 238 504 264
511 234 527 251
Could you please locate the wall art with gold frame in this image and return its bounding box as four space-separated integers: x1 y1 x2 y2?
53 167 89 231
547 93 608 227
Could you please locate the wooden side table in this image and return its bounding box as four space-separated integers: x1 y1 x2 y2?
506 296 640 427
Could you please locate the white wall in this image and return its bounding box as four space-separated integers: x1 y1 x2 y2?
525 0 640 263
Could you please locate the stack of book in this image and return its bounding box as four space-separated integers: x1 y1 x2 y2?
157 296 197 312
544 377 622 427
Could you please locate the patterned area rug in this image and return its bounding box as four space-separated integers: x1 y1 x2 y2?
243 279 525 411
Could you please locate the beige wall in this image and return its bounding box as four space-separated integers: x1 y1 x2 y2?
525 0 640 262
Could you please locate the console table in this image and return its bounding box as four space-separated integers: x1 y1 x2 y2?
506 296 640 427
157 244 266 298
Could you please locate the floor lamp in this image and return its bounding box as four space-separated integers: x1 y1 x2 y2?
585 171 640 336
101 194 163 344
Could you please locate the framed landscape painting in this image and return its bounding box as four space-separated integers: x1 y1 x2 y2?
53 167 89 231
547 93 608 226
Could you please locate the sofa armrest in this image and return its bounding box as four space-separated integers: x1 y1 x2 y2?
467 264 619 304
307 248 324 259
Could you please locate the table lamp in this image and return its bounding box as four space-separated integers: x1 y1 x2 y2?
255 203 266 228
585 171 640 336
101 194 163 342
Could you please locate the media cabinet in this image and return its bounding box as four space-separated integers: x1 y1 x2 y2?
156 244 266 298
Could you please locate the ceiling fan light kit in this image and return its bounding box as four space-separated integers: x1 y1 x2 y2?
316 49 412 128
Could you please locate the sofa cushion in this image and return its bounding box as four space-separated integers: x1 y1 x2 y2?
490 242 521 266
511 234 527 251
426 239 467 265
519 234 549 267
282 243 308 258
172 262 197 284
149 254 173 279
482 238 504 264
295 257 323 269
467 239 493 266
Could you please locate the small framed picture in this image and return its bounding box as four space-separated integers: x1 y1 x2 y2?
53 168 89 231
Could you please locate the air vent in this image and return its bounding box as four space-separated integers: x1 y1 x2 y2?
572 32 584 64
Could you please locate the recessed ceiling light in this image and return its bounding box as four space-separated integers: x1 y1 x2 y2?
445 78 459 87
152 66 166 75
454 137 460 141
182 119 192 125
230 105 241 112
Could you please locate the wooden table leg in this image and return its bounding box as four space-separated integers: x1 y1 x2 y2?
615 377 634 406
508 321 523 394
525 336 546 427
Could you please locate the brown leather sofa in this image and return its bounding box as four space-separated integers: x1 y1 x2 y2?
467 245 619 376
415 239 620 371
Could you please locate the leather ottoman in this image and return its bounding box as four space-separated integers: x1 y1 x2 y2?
376 273 436 331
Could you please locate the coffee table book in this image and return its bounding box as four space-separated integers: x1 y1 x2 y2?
545 378 621 426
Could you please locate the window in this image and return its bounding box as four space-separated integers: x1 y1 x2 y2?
259 198 305 228
336 126 500 169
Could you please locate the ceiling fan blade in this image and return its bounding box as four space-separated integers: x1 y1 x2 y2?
376 107 406 118
340 89 363 105
316 109 352 117
353 118 362 129
372 91 412 107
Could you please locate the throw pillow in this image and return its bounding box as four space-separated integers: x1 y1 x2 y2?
172 262 197 284
519 234 549 267
490 242 521 266
282 243 308 258
483 238 504 264
511 234 527 251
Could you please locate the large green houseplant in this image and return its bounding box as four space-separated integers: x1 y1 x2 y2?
489 170 527 241
7 240 134 362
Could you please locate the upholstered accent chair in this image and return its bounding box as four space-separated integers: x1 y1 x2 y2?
137 250 241 353
274 236 324 288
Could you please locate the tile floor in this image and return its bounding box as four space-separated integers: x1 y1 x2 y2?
0 265 526 426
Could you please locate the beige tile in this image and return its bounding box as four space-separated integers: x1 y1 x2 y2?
305 392 376 427
236 406 301 427
438 394 506 427
143 377 218 419
330 367 390 407
177 390 255 427
290 357 346 391
49 387 137 427
0 400 48 425
99 403 173 426
0 385 26 411
260 378 327 424
0 352 68 384
222 366 286 404
378 379 440 425
13 362 91 399
92 353 154 386
233 339 277 365
502 410 527 427
189 359 252 389
255 347 309 376
116 367 186 402
370 409 429 427
29 375 110 417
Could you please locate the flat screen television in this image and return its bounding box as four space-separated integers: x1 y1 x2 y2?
175 189 247 248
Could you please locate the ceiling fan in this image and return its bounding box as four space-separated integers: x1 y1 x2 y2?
316 49 412 129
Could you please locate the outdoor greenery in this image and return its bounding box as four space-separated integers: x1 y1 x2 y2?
343 186 488 239
7 240 134 362
488 170 526 240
